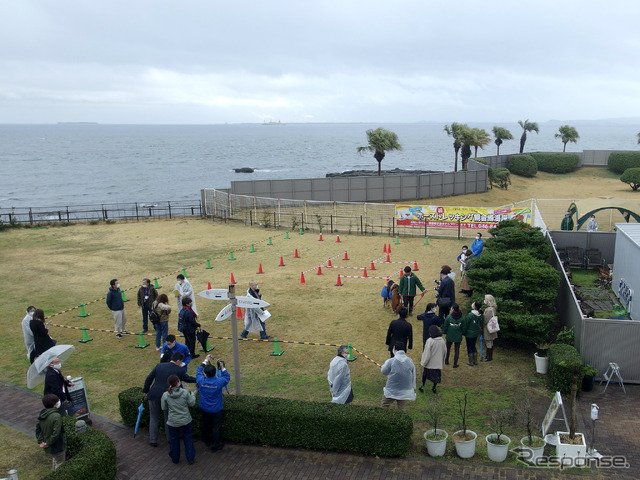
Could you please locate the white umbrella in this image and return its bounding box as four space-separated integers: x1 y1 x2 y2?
27 344 75 389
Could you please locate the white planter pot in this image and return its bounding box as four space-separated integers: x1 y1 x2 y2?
534 353 548 374
424 429 448 457
556 431 587 467
485 434 511 462
520 436 546 464
452 429 477 458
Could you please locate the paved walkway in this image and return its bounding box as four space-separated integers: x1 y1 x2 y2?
1 380 636 480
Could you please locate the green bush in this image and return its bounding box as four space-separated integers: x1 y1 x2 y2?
608 151 640 174
119 388 412 457
531 153 580 173
508 155 537 177
488 167 511 190
554 326 574 346
548 344 584 394
620 167 640 191
43 417 117 480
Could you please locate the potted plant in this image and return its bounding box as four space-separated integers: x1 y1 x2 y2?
518 396 546 465
452 393 477 458
423 396 448 457
534 342 550 374
485 406 514 462
581 364 597 392
557 367 587 467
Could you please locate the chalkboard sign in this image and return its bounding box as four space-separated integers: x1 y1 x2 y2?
67 377 91 419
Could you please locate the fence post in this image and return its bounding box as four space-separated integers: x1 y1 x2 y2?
199 199 202 217
66 206 70 222
277 198 281 227
360 215 363 235
273 211 276 229
8 213 12 222
101 204 106 221
249 210 253 226
393 217 395 237
135 203 139 221
301 213 304 231
58 211 62 221
330 214 333 233
168 202 172 219
29 208 33 224
458 219 461 239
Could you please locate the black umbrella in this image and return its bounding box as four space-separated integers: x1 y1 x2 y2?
197 328 214 352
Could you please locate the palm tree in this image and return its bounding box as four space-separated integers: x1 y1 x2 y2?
460 127 475 171
444 123 468 172
555 125 580 152
518 119 539 153
492 126 513 156
636 132 640 144
356 128 402 176
469 128 491 160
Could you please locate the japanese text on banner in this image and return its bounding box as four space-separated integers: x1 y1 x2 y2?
396 205 531 229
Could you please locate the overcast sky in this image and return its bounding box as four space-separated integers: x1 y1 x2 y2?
1 1 639 124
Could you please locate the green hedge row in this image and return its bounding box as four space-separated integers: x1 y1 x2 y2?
508 155 538 177
530 153 580 173
608 151 640 174
119 387 412 457
43 417 117 480
548 344 584 394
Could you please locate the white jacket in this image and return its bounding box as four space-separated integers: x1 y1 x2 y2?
327 356 351 404
381 350 416 401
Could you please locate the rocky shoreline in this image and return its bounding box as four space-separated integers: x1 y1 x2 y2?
326 168 442 178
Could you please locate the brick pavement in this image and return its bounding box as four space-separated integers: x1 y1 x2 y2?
1 380 635 480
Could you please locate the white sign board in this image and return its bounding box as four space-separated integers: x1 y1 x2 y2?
198 289 229 301
236 296 270 309
215 304 233 322
542 391 569 445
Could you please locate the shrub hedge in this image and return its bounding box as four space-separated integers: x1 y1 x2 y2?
43 417 117 480
508 155 537 177
531 153 580 173
620 167 640 191
119 387 412 457
608 151 640 174
548 344 584 394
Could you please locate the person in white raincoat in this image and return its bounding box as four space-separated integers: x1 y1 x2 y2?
380 341 416 411
240 281 269 339
327 345 353 404
175 275 197 315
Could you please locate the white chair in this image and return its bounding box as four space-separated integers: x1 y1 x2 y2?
599 362 626 394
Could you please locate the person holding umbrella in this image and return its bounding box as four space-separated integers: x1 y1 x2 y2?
44 358 74 416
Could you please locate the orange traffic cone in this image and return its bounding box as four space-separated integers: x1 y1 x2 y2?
207 281 212 289
363 267 368 278
383 244 387 253
370 261 376 271
386 253 391 263
344 251 349 261
230 273 236 284
318 233 323 241
257 263 264 274
413 261 419 271
300 272 306 284
335 275 343 286
327 259 333 268
336 235 341 243
236 307 244 319
294 249 299 258
279 256 285 267
388 244 392 253
317 265 322 275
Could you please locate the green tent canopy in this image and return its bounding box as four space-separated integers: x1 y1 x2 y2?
567 197 640 230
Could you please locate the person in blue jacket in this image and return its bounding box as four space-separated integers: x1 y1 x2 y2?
196 354 230 452
470 233 484 257
161 334 191 371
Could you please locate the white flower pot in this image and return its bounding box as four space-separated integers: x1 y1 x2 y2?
556 431 587 467
485 434 511 462
520 436 546 464
534 353 548 374
424 429 448 457
452 429 477 458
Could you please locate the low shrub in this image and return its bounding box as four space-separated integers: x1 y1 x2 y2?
119 387 412 457
620 167 640 191
43 417 117 480
531 153 580 173
548 344 584 394
488 167 511 190
508 155 537 177
608 151 640 174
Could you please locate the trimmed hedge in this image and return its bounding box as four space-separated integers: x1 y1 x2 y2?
620 167 640 191
608 151 640 174
531 153 580 173
548 344 584 395
119 387 412 457
43 417 117 480
508 155 537 177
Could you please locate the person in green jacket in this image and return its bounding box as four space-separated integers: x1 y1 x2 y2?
560 212 574 231
398 266 425 316
37 394 66 471
161 374 196 464
462 301 483 366
441 303 464 368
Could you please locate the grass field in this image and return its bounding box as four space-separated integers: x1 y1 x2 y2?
1 165 631 468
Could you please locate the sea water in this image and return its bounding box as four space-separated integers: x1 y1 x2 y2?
1 122 638 208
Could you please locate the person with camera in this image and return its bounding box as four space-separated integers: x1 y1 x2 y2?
137 278 158 333
196 355 230 452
